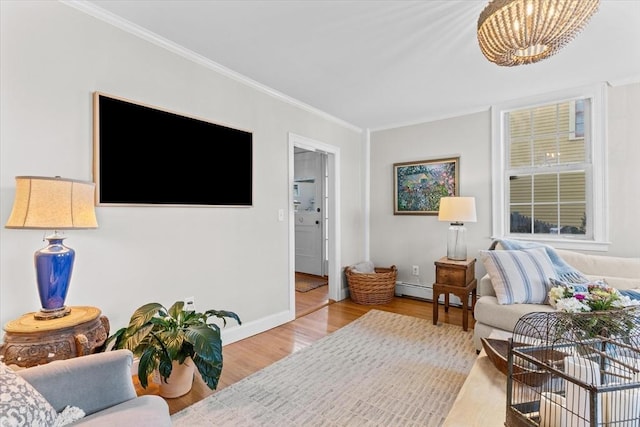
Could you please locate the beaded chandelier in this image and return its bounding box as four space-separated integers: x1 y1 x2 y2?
477 0 600 66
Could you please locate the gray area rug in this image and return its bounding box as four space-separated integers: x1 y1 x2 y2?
171 309 477 426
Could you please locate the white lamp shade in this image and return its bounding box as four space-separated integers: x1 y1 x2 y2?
5 176 98 229
438 197 477 223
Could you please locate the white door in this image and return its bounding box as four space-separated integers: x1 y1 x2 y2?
289 132 341 307
294 151 324 276
295 212 322 275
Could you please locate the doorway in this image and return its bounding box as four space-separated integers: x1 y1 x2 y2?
294 149 325 277
294 148 328 317
288 133 341 319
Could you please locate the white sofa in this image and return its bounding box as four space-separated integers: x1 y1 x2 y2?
8 349 171 426
473 248 640 351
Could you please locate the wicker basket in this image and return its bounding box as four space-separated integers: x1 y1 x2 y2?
345 265 397 305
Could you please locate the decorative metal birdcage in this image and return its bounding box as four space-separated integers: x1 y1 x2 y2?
506 307 640 427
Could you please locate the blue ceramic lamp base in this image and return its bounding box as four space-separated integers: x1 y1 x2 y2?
33 234 75 320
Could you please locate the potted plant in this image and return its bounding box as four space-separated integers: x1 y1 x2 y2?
106 300 241 397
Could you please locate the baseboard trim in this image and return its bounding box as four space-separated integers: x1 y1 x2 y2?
395 281 468 307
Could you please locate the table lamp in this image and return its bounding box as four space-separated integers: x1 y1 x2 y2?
5 176 98 320
438 196 477 261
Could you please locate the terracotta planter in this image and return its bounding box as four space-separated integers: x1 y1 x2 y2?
158 357 195 398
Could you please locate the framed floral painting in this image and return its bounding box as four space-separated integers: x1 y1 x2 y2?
393 157 459 215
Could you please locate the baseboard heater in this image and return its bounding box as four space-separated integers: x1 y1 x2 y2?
394 281 466 307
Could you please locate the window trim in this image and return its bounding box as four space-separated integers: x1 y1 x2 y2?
490 83 609 251
569 99 585 140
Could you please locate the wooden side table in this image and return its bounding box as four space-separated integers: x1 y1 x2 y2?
0 306 109 368
432 257 477 331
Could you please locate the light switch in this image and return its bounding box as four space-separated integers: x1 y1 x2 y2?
278 209 284 221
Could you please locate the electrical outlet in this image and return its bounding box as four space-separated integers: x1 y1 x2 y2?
412 265 419 276
184 296 195 311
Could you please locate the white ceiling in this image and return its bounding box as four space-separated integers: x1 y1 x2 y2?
77 0 640 130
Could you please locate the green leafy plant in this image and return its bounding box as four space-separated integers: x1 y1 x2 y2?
106 301 241 390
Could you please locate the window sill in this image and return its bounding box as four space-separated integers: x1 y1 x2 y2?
493 235 611 252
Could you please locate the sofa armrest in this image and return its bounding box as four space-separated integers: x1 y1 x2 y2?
478 273 496 297
16 349 137 415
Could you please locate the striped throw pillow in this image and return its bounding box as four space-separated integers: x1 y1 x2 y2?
479 247 558 305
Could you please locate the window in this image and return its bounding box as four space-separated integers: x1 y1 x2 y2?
569 99 585 139
491 84 609 251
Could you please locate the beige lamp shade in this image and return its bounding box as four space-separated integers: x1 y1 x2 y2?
438 197 477 223
5 176 98 230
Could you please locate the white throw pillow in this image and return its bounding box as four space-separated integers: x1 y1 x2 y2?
0 362 85 427
479 247 558 305
54 406 85 427
0 361 58 427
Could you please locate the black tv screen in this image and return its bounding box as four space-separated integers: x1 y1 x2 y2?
93 92 252 206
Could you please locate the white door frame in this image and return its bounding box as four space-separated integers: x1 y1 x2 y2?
288 133 341 313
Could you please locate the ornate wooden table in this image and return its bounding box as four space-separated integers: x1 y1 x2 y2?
0 306 109 368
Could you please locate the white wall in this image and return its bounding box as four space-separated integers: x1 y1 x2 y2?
0 1 365 340
607 82 640 256
370 82 640 288
369 111 491 286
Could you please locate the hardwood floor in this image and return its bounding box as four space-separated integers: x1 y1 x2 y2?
156 293 475 415
295 275 329 318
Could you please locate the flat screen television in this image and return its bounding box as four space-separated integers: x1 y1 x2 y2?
93 92 253 206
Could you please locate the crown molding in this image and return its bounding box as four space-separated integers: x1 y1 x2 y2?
61 0 362 134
